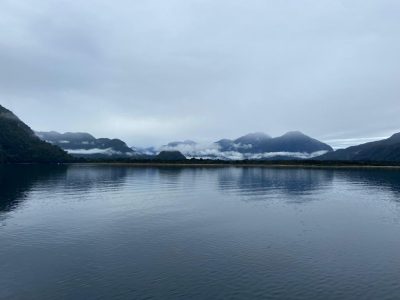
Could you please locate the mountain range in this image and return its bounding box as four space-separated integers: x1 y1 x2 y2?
34 129 400 162
35 130 333 160
216 131 332 154
36 131 137 158
158 131 333 160
1 104 400 163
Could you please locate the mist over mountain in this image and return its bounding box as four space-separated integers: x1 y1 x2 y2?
216 131 332 154
36 131 136 158
157 132 333 160
22 126 400 162
316 133 400 162
35 129 332 161
166 140 196 148
0 105 70 163
9 101 399 163
233 132 272 150
2 101 400 163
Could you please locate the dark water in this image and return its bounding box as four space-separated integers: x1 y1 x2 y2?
1 165 400 300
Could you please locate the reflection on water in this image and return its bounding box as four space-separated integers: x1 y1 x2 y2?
218 168 334 202
0 165 67 212
3 166 400 214
335 168 400 198
1 165 400 300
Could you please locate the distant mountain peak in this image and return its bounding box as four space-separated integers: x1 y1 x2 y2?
282 131 306 138
234 132 271 146
37 131 96 142
36 131 135 157
244 132 270 138
156 150 186 161
389 132 400 142
212 131 332 156
235 132 271 142
64 132 96 139
216 138 233 143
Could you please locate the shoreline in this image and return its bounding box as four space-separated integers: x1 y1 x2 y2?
67 162 400 169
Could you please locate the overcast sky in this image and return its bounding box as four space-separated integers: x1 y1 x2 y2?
1 0 399 147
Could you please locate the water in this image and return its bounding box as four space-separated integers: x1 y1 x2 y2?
1 165 400 300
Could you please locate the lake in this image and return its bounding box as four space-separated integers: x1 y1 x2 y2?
1 165 400 299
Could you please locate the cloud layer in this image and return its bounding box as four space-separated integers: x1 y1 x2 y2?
157 142 328 160
1 0 399 147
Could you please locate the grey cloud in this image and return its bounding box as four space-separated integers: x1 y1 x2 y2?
1 0 399 148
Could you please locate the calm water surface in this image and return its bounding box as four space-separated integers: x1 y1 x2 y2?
1 165 400 299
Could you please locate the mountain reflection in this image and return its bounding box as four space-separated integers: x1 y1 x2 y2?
218 167 334 199
1 165 400 215
0 165 67 212
63 165 129 190
0 165 130 214
335 168 400 198
217 167 400 202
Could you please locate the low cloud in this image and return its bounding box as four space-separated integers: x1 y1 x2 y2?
325 137 388 149
67 148 132 156
157 142 328 160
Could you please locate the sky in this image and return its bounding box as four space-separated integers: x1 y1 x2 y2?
1 0 399 148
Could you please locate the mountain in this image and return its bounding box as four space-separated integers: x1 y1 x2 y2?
0 105 71 163
316 133 400 162
216 131 332 156
234 132 271 147
262 131 333 153
36 131 136 158
156 151 186 161
216 132 272 152
156 131 333 160
214 139 236 152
